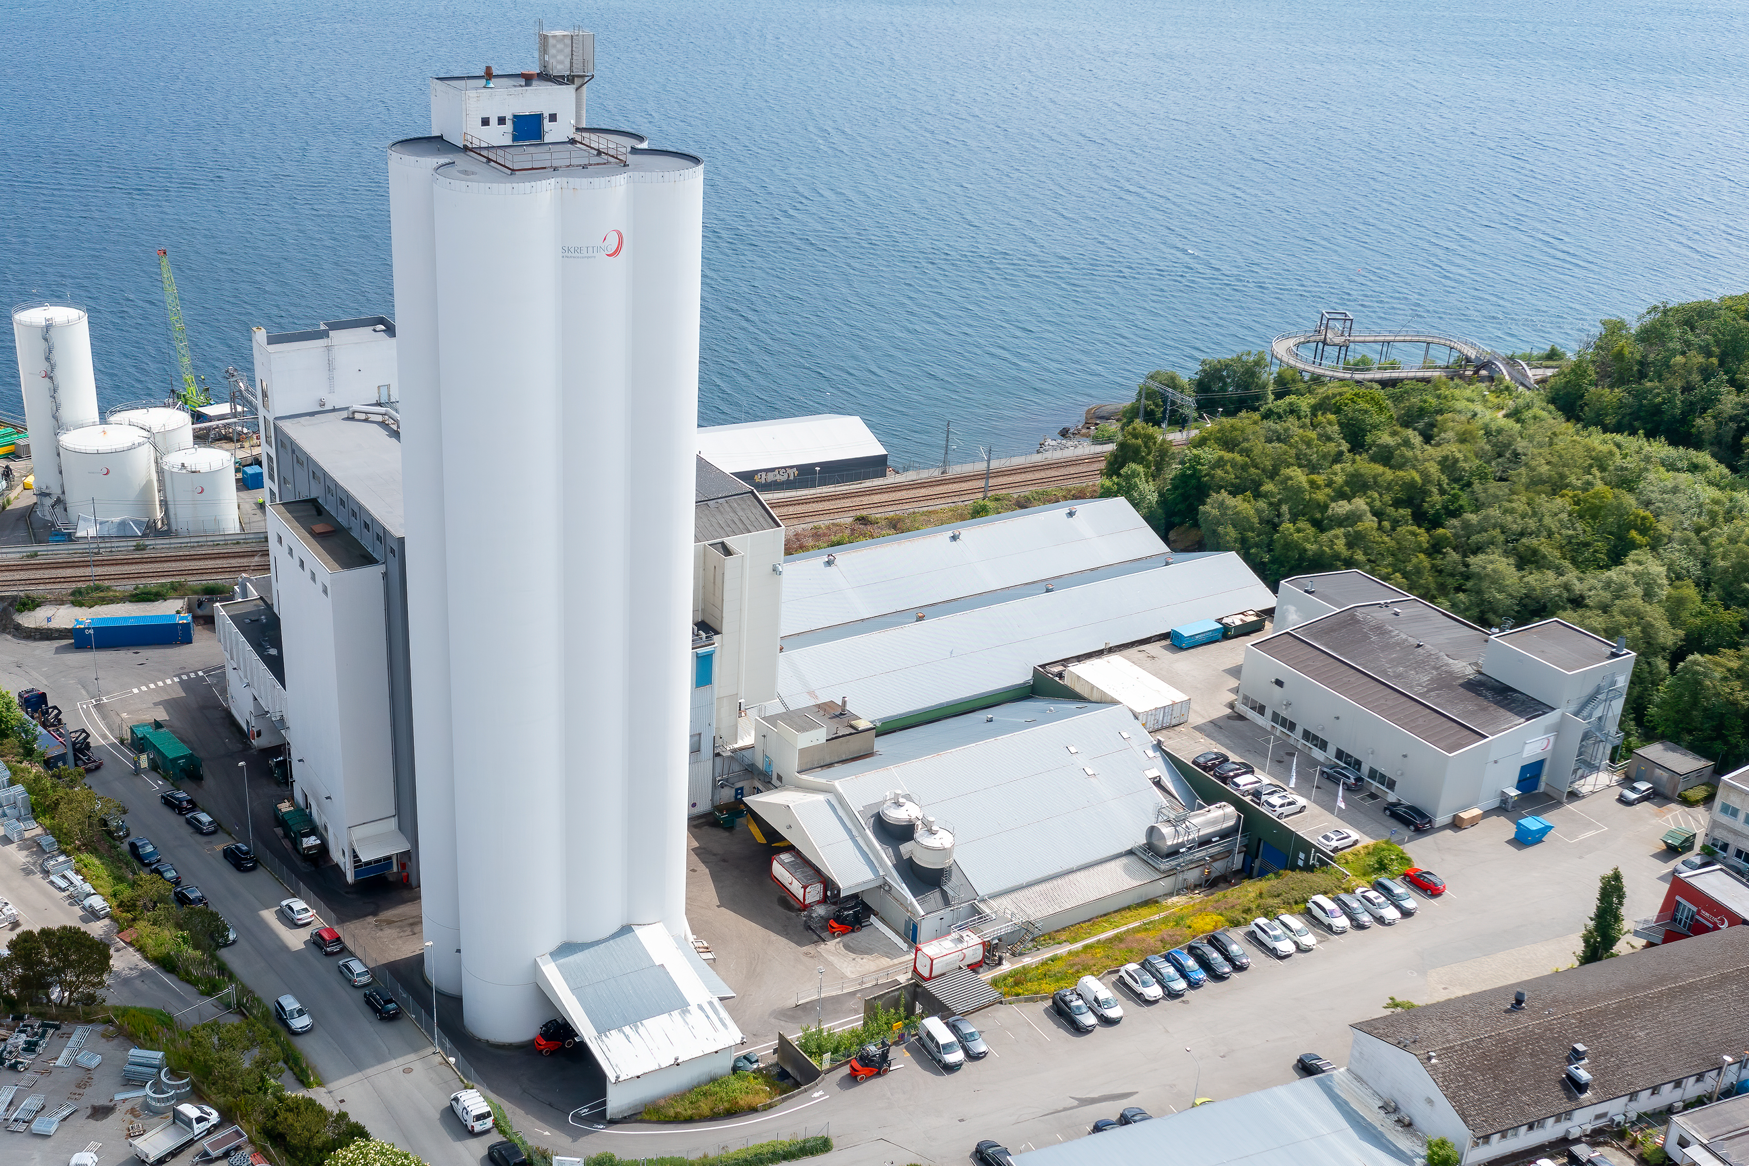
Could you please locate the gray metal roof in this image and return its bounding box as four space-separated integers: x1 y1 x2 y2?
1013 1072 1421 1166
1633 740 1714 775
274 410 404 538
981 852 1164 926
740 788 884 894
1279 570 1411 609
1493 619 1622 672
220 597 285 688
781 498 1166 638
772 552 1275 725
813 700 1170 899
696 456 781 542
696 414 886 474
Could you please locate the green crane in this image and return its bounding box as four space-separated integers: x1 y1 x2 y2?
156 248 210 409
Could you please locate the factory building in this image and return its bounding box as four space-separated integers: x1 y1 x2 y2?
250 315 398 486
1236 571 1635 823
695 414 888 490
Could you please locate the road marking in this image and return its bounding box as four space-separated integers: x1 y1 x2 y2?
1015 1006 1051 1042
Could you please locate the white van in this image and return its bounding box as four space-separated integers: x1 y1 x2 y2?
1305 894 1349 935
1076 975 1124 1023
917 1015 966 1070
449 1089 494 1134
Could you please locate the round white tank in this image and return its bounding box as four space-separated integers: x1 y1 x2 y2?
57 425 159 522
878 792 924 840
110 407 194 457
161 446 239 535
12 303 102 518
909 816 956 886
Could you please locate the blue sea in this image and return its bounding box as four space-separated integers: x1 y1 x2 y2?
5 1 1748 465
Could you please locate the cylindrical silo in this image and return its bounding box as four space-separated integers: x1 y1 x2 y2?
390 137 464 998
623 151 705 934
110 406 194 457
12 303 102 519
58 425 159 523
433 159 567 1043
161 447 239 534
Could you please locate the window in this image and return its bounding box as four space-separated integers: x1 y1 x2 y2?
479 116 489 127
695 650 714 689
298 557 305 571
1723 803 1742 819
1271 711 1297 734
547 112 558 123
1673 899 1698 931
1736 846 1749 864
689 733 702 756
276 533 282 546
1366 765 1398 791
1336 748 1362 770
1301 728 1328 752
1241 693 1267 715
321 584 328 597
497 116 507 125
309 570 316 584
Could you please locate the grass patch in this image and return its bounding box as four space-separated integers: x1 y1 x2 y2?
1680 784 1717 806
583 1136 833 1166
13 594 44 612
784 483 1099 553
641 1071 788 1121
1336 841 1413 881
488 1098 553 1166
64 580 230 607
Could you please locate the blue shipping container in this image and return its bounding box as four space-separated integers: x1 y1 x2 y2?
240 464 264 489
72 613 194 649
1169 619 1226 649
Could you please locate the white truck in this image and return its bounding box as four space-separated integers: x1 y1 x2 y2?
130 1103 221 1164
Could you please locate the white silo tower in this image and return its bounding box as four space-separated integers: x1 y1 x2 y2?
162 446 240 534
12 303 102 520
392 40 712 1044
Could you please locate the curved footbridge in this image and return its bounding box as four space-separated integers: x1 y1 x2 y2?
1271 314 1547 391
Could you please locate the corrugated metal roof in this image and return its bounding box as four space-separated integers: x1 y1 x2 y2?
772 553 1275 725
741 788 884 894
1064 656 1188 716
696 414 886 474
695 456 781 542
782 498 1165 638
1012 1072 1421 1166
981 852 1163 925
535 925 742 1084
816 701 1170 898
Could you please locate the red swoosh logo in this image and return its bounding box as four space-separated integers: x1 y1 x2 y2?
196 486 205 494
603 229 623 258
101 467 110 476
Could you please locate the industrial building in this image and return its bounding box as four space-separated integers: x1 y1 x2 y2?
1665 1079 1749 1166
1236 570 1635 823
695 414 888 490
1700 764 1749 874
1638 862 1749 944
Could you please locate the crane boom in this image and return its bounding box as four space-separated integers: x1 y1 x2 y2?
156 248 209 409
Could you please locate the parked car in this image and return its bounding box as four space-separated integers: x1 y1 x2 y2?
1276 913 1318 950
947 1015 988 1059
1249 917 1296 959
172 885 207 907
1402 868 1446 897
1296 1053 1337 1076
1248 781 1290 803
1164 947 1207 987
222 842 258 871
215 918 237 947
973 1142 1015 1166
311 926 345 955
1304 895 1349 934
161 788 197 815
1228 774 1264 796
1141 953 1188 996
1373 877 1418 916
1206 931 1251 970
1117 1107 1152 1125
1354 887 1402 925
186 811 219 836
1385 801 1434 831
1052 988 1097 1032
1260 790 1306 818
1077 975 1124 1023
1192 752 1230 774
449 1089 495 1134
487 1141 529 1166
1117 962 1164 1003
1678 854 1718 874
1319 764 1364 788
1316 828 1361 853
1213 761 1255 782
148 860 182 886
1333 892 1373 929
1186 940 1233 980
337 957 374 987
1619 781 1656 805
1089 1119 1120 1134
363 989 401 1020
101 812 129 840
274 994 312 1034
278 898 315 927
128 837 160 865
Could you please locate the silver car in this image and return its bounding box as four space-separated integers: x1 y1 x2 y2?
274 994 313 1034
1332 892 1373 929
277 898 315 927
1317 828 1361 852
1373 877 1418 916
1259 790 1306 818
1355 887 1402 925
337 957 374 987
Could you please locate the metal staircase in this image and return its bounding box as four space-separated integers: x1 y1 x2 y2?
1569 674 1627 791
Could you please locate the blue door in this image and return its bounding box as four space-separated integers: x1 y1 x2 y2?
1516 758 1545 792
511 113 544 142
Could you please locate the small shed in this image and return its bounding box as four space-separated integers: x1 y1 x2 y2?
1062 655 1191 730
1628 742 1715 800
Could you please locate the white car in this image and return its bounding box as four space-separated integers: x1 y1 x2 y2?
1076 974 1124 1023
1248 917 1296 959
449 1088 495 1134
1228 774 1264 796
1275 913 1318 951
1305 894 1349 935
1317 828 1361 852
1116 962 1164 1003
278 898 315 927
1259 790 1306 818
1355 887 1402 925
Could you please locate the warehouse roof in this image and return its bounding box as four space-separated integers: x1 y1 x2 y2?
695 456 781 542
772 552 1274 727
1669 1091 1749 1166
535 924 742 1085
782 498 1168 639
1279 570 1411 609
274 410 405 538
1493 619 1625 672
696 414 886 474
1351 926 1749 1137
740 788 884 894
272 500 378 573
221 596 285 688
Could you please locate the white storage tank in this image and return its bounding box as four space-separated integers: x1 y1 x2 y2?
162 446 239 534
12 303 102 519
909 815 955 886
57 425 159 522
110 406 194 457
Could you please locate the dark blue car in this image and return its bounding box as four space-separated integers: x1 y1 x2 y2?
1164 948 1207 987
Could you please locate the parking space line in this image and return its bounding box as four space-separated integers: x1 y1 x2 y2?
1013 1005 1052 1042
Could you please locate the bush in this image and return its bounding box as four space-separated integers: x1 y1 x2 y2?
583 1136 833 1166
13 594 43 612
1339 841 1413 881
1425 1136 1459 1166
796 1002 916 1066
326 1141 429 1166
641 1071 787 1121
1680 784 1717 806
263 1094 369 1166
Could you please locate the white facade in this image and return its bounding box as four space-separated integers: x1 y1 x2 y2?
251 318 397 503
57 424 159 522
391 58 718 1041
162 446 240 535
1703 765 1749 870
215 598 288 750
12 303 102 520
429 74 577 147
268 502 397 884
690 523 784 807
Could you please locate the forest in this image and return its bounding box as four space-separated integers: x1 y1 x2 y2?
1099 293 1749 770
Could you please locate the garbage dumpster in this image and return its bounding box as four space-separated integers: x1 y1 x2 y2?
1662 827 1697 854
1515 816 1554 845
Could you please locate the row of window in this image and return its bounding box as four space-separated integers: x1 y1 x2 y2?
1301 728 1329 753
477 113 561 127
1242 696 1404 791
1484 1075 1722 1143
1240 693 1266 715
1270 710 1297 734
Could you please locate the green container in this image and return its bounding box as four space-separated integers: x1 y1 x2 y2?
128 719 203 781
1662 827 1697 853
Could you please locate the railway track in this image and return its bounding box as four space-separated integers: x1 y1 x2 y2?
1 545 269 591
767 450 1109 525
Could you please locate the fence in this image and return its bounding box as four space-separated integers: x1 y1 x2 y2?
251 845 481 1086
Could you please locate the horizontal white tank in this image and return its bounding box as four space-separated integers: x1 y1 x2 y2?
162 446 239 535
12 303 102 519
57 425 159 522
110 407 194 457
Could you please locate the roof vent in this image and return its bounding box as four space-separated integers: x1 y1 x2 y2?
1611 634 1629 657
1392 608 1402 616
483 65 495 87
1066 508 1077 517
1565 1064 1593 1094
1511 990 1527 1011
1304 579 1316 593
1569 1043 1589 1064
521 70 536 85
825 554 836 566
949 530 961 541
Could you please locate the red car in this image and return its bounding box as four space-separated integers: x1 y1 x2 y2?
1402 868 1446 897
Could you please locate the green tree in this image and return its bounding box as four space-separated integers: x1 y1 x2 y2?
1322 388 1395 451
325 1141 429 1166
1425 1137 1460 1166
1099 463 1159 528
1650 650 1749 770
1576 867 1627 965
264 1095 370 1166
0 925 113 1004
1103 421 1170 481
182 906 235 954
1161 447 1213 530
1122 371 1192 427
1193 351 1272 409
0 688 36 754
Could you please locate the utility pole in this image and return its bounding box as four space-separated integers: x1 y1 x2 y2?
1186 1046 1202 1105
940 421 952 475
982 445 992 499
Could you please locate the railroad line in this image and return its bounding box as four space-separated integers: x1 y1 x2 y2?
768 451 1109 525
2 546 268 591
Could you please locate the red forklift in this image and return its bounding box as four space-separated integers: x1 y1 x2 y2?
847 1040 892 1081
534 1017 577 1056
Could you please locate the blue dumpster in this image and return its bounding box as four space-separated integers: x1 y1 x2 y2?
1170 619 1226 650
240 464 265 490
1515 816 1554 845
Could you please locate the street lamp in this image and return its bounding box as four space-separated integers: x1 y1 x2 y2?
238 761 251 850
816 966 825 1025
423 941 440 1055
1186 1046 1202 1106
